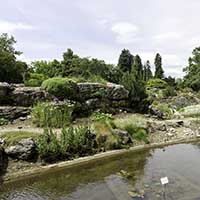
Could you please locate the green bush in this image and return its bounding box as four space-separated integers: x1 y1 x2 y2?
91 112 113 122
36 126 95 162
32 102 74 128
42 77 78 100
0 118 9 126
25 73 47 87
147 78 168 89
163 86 177 97
124 124 149 143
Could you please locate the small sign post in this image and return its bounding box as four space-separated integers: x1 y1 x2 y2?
160 177 169 199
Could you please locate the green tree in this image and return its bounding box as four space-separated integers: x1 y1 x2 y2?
132 55 143 80
0 33 22 56
145 60 153 81
0 33 27 83
154 53 164 79
183 47 200 91
117 49 133 73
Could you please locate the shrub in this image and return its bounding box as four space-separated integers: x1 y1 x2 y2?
91 112 113 122
155 103 173 118
147 78 168 89
25 73 47 87
124 124 149 143
42 77 78 100
0 118 9 126
92 121 119 150
36 126 95 162
32 102 74 128
163 86 177 97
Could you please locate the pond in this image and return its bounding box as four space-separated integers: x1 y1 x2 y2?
1 143 200 200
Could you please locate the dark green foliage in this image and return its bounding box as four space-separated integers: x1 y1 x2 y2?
163 86 177 97
0 33 21 56
132 55 143 80
147 78 168 89
164 76 176 87
154 53 164 79
117 49 133 73
143 60 153 81
36 126 95 162
42 77 78 100
120 72 148 111
183 47 200 91
32 102 74 128
31 60 61 78
0 33 29 83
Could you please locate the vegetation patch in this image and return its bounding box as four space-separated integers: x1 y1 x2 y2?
32 102 74 128
42 77 78 100
179 105 200 118
36 126 96 162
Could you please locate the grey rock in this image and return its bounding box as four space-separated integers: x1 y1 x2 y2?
107 83 129 100
0 106 31 120
114 129 132 145
5 138 36 160
12 87 49 106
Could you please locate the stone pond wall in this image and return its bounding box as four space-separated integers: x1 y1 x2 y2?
0 82 130 120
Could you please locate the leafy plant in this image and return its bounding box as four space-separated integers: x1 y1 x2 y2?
36 126 96 162
91 112 113 122
32 102 74 128
147 78 168 89
0 118 9 126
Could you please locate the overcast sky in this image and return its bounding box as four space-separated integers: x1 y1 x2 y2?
1 0 200 77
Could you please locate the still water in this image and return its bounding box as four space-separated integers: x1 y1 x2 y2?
1 143 200 200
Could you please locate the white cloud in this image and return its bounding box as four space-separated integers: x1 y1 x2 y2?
0 20 34 33
154 32 181 43
111 22 139 44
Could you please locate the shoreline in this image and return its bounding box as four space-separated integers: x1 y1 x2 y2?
2 136 200 185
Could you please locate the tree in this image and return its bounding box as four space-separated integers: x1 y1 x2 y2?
0 33 27 83
0 33 22 56
132 55 143 80
145 60 153 81
183 47 200 91
117 49 133 73
154 53 164 79
120 72 148 111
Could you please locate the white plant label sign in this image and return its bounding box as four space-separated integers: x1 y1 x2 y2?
160 177 169 185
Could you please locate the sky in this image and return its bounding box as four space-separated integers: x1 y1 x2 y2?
1 0 200 77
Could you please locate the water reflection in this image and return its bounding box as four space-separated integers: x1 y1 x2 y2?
1 143 200 199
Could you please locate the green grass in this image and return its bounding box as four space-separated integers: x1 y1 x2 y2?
113 114 149 143
0 131 40 147
32 102 74 128
113 114 147 130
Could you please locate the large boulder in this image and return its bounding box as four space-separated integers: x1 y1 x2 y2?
0 106 31 120
0 82 13 105
11 87 49 106
107 83 129 100
77 83 107 100
5 138 36 160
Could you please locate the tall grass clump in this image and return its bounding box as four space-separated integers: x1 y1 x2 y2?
113 114 149 143
36 126 96 162
32 102 74 128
